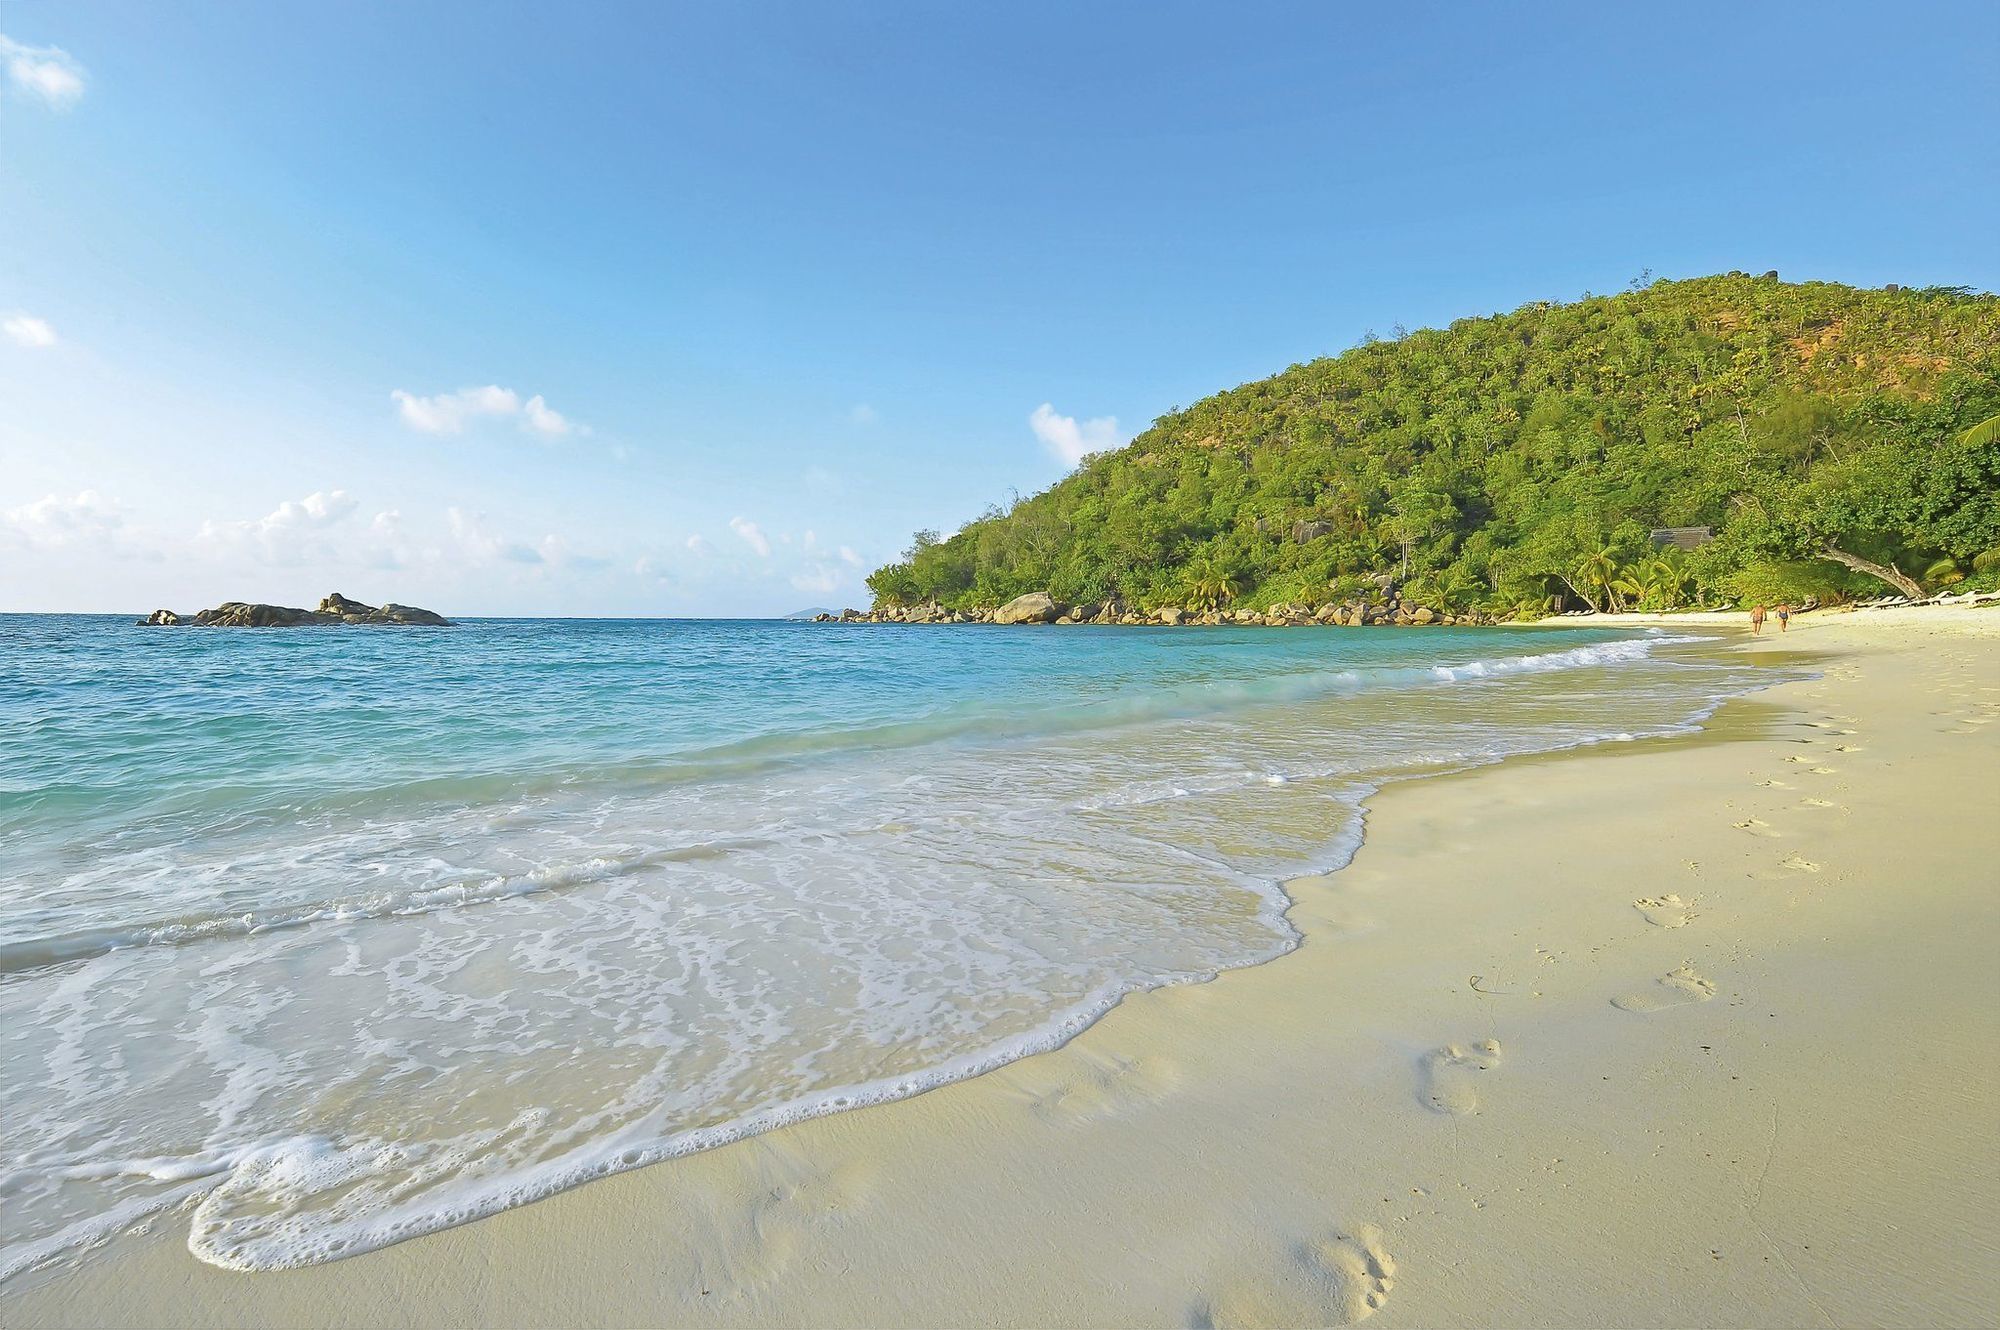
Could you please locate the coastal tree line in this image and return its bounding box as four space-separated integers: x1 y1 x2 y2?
866 275 2000 617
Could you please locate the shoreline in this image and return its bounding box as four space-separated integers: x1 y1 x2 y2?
8 605 1998 1327
813 592 2000 630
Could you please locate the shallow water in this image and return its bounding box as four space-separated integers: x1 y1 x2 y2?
0 615 1779 1277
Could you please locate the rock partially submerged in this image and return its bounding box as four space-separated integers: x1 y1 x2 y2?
140 592 450 628
818 587 1504 628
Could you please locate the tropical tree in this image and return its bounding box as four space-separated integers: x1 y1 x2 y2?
1961 411 2000 449
862 278 2000 615
1182 557 1244 612
1574 545 1629 613
1624 554 1693 609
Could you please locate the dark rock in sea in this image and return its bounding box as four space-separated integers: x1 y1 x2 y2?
314 592 450 625
143 592 450 628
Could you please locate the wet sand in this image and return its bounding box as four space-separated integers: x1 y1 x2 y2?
9 605 1999 1328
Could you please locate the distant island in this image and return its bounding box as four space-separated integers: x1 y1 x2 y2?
782 607 835 620
140 592 451 627
863 275 2000 621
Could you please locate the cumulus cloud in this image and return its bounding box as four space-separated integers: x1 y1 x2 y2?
1 35 86 110
3 313 57 348
362 510 407 569
686 534 714 557
838 545 863 567
3 489 125 549
728 516 771 558
1029 402 1123 467
537 533 611 571
790 564 843 595
392 384 583 438
522 394 573 437
392 385 518 434
195 489 361 566
446 507 545 565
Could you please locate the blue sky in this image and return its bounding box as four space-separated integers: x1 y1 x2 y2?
3 2 1996 615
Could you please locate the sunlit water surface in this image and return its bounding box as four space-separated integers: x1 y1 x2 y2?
0 614 1782 1277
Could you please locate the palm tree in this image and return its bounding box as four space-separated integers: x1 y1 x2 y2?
1574 546 1628 612
1183 558 1243 613
1922 557 1965 590
1961 412 2000 449
1623 555 1692 609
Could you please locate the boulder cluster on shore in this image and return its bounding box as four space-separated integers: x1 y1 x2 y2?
813 590 1499 627
141 592 450 627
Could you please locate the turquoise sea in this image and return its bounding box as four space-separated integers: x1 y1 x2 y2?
0 615 1778 1278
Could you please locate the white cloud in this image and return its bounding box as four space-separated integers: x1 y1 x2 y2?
728 516 771 558
195 489 360 566
363 510 407 570
838 545 863 567
522 394 574 437
634 555 673 584
686 534 714 557
1029 402 1123 467
446 506 543 565
392 385 518 434
790 565 843 595
3 313 57 348
392 385 585 438
536 534 611 571
849 403 878 426
1 35 86 110
4 489 125 548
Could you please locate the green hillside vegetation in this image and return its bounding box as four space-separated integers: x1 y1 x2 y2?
867 275 2000 617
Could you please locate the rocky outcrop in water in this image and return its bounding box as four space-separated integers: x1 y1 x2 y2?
140 593 450 627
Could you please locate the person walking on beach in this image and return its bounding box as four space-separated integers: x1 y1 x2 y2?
1750 603 1766 634
1777 603 1792 632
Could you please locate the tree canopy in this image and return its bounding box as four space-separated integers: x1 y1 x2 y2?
868 275 2000 615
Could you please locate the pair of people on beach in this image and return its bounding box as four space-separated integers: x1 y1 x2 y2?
1750 603 1792 634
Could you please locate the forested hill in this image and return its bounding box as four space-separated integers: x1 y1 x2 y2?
867 275 2000 616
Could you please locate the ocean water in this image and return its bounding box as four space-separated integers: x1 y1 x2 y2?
0 614 1779 1279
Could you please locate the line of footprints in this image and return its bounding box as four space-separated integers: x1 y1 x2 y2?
1197 707 1892 1327
1418 712 1868 1121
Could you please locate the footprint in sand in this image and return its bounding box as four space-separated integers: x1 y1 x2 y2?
1781 854 1823 873
1018 1049 1179 1125
1733 817 1780 838
1754 777 1791 788
1799 797 1840 810
1418 1039 1503 1115
1198 1225 1397 1328
686 1144 875 1299
1633 893 1697 928
1612 966 1717 1013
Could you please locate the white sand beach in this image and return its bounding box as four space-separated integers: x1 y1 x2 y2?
9 607 1998 1329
